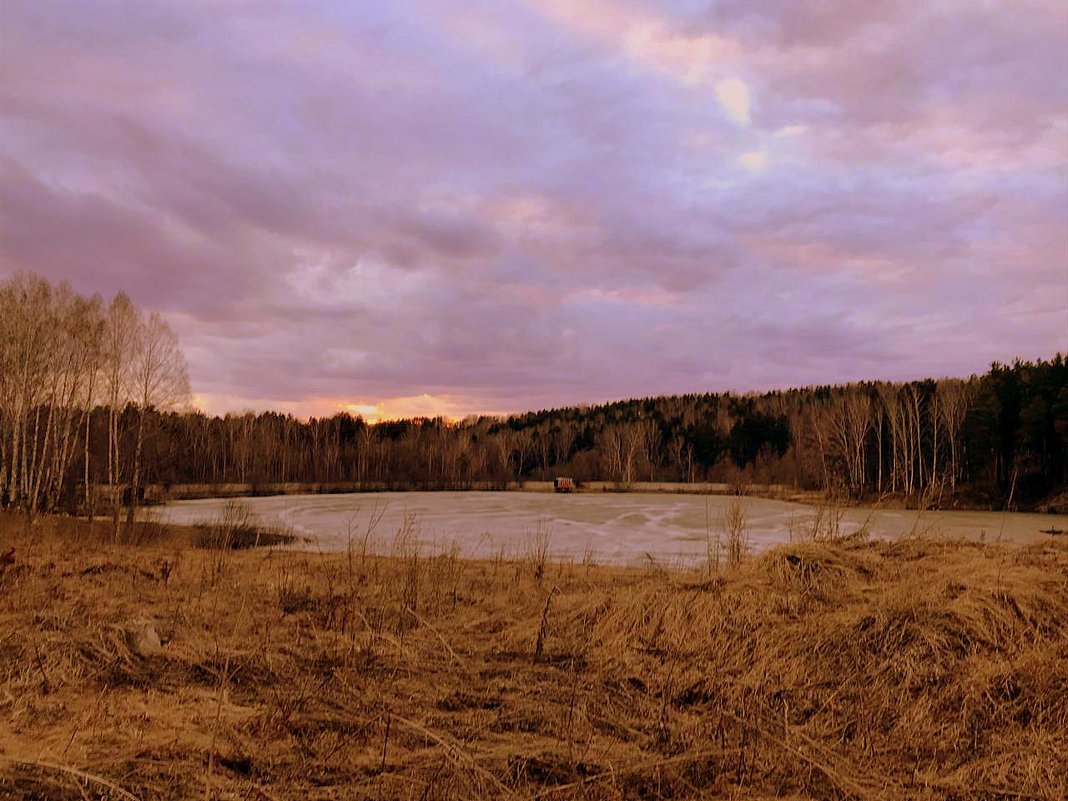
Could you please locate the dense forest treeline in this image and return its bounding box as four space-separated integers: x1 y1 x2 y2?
135 357 1065 509
2 273 1066 514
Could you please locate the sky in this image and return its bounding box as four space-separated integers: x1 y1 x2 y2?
2 0 1066 421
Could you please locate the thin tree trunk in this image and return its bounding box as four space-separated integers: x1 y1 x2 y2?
125 409 146 529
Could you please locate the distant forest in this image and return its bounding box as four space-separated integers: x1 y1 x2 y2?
2 273 1066 514
139 358 1065 509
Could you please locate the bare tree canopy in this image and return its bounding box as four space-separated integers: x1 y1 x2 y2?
0 273 189 518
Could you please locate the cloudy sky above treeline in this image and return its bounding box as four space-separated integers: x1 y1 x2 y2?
2 0 1066 420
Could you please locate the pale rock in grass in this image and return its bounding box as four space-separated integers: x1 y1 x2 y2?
125 616 162 657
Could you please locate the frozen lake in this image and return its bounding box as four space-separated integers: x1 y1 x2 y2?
153 492 1066 566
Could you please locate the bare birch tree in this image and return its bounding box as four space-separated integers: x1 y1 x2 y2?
125 312 191 526
937 379 974 491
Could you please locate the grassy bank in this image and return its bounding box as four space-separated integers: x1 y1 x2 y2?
0 514 1065 800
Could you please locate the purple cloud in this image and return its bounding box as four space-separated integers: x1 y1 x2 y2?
1 0 1065 419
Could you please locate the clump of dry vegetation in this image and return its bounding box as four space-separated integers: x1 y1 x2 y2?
0 513 1065 800
190 500 297 550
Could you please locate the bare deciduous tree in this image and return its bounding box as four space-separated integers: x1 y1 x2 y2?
125 312 191 526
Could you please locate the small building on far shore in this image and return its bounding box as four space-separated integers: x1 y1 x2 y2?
553 477 576 493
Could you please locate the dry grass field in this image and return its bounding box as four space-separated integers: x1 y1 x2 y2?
0 512 1065 800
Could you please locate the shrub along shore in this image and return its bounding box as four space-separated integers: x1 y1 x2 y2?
0 513 1065 800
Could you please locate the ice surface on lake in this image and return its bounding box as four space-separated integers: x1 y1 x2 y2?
155 491 1064 567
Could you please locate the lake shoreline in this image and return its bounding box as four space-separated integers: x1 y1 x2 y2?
134 479 1057 513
